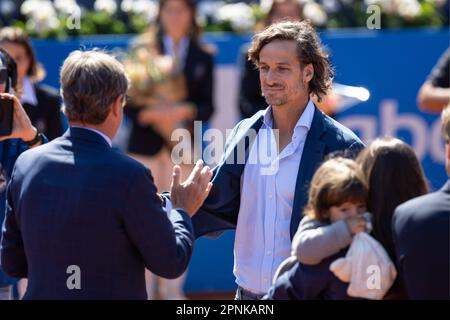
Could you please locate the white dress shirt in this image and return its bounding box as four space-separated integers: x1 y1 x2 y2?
20 76 38 107
163 36 189 70
234 100 315 294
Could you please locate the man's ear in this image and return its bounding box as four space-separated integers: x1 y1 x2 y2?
303 63 314 84
111 95 123 118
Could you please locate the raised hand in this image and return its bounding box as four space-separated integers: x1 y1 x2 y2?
0 93 37 143
170 160 213 217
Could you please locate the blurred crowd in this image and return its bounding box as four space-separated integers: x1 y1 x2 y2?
0 0 449 37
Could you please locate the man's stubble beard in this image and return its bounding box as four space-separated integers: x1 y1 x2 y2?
270 97 288 107
264 84 304 107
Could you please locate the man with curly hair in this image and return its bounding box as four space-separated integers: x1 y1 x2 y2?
191 20 364 300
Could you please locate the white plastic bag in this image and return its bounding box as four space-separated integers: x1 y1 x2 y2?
330 232 397 300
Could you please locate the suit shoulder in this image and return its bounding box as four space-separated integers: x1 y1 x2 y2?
241 110 265 126
229 111 264 134
393 190 450 232
321 113 364 154
108 148 151 175
188 41 215 67
395 191 447 217
196 42 216 58
15 139 149 176
15 136 67 162
12 141 48 173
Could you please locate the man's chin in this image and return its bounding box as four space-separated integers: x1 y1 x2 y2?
264 95 285 106
268 100 287 107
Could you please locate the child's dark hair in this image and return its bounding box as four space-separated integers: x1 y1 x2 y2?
304 157 368 222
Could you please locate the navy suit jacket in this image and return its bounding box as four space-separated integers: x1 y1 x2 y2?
0 127 194 300
393 180 450 300
264 250 352 300
192 105 364 239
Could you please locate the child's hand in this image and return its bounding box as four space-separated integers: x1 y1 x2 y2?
345 215 367 235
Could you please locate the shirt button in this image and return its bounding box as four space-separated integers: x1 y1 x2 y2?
267 251 272 255
263 278 268 283
269 194 273 199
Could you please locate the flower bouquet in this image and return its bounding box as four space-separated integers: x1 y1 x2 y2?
123 36 188 147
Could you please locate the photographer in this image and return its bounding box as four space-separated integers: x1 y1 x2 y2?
0 27 65 141
0 48 46 300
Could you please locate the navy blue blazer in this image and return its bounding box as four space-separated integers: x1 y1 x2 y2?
264 250 352 300
0 127 194 300
192 105 364 239
393 180 450 300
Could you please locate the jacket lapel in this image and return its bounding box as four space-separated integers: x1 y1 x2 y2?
222 112 265 179
290 107 326 239
183 40 194 76
194 113 264 234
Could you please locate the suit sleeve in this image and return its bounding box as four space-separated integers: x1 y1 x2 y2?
0 167 28 279
392 206 408 297
264 261 329 300
264 252 349 300
264 263 304 300
122 166 194 279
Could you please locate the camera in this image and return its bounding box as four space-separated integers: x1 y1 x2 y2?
0 49 17 136
0 97 13 136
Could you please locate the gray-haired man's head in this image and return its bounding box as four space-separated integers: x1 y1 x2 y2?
60 50 129 125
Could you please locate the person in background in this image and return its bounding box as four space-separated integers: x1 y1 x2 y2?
0 48 46 300
238 0 303 119
392 105 450 299
417 47 450 113
0 27 65 141
125 0 214 300
356 138 428 299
